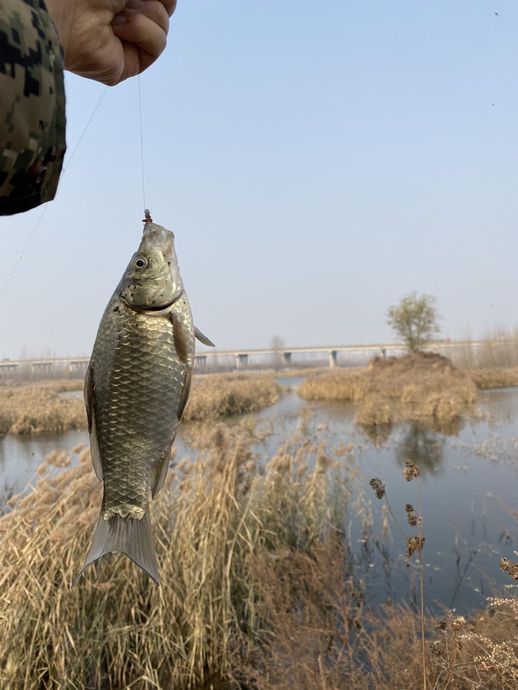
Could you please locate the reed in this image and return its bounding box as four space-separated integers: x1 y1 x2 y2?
299 352 477 430
452 327 518 370
1 430 517 688
468 367 518 389
0 428 355 689
184 374 281 422
0 381 85 434
0 374 281 435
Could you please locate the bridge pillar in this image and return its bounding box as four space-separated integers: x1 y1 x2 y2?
69 360 87 373
236 353 248 370
32 362 53 374
195 355 207 370
0 364 17 377
282 351 292 366
329 350 338 368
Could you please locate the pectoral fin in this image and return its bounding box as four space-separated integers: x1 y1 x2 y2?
195 327 215 347
171 312 190 363
84 364 103 481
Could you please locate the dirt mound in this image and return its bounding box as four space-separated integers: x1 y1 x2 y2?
368 351 458 374
299 352 477 432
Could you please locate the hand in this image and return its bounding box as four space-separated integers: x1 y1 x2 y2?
45 0 177 86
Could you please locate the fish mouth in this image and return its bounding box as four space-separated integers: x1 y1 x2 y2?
122 288 184 315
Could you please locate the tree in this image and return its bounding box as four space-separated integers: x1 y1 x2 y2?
270 336 285 370
386 292 440 351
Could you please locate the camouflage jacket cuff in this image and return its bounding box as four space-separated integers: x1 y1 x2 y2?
0 0 66 216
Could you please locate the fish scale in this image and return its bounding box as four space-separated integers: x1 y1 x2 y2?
78 222 206 584
94 298 192 518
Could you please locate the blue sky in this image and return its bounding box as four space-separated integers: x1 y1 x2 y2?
1 1 518 357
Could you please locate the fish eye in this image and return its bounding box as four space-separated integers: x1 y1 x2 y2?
134 256 148 270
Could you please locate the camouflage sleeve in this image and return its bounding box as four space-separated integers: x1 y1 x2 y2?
0 0 66 215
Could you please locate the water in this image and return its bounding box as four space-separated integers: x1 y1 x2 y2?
1 378 518 615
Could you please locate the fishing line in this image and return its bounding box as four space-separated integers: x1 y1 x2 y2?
138 74 147 213
0 88 107 304
63 89 107 173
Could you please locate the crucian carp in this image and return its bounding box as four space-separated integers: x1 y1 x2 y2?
79 216 214 584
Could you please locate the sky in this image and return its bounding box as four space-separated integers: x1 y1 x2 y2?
1 1 518 358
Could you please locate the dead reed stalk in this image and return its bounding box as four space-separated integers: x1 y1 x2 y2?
0 428 354 689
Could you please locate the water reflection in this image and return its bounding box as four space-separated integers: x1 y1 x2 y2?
395 422 446 477
359 416 463 448
360 422 393 447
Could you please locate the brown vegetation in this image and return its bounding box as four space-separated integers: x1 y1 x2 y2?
1 430 517 689
299 352 477 430
0 374 281 435
468 367 518 389
452 328 518 370
0 429 355 689
0 380 85 434
184 374 281 422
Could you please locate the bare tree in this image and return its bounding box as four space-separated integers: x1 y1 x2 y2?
387 292 440 352
270 336 285 370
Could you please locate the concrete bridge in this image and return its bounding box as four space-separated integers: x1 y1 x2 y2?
0 339 497 378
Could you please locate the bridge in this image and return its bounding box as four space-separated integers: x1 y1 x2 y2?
0 339 496 378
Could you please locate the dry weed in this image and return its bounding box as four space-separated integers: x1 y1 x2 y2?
0 374 281 436
0 427 354 689
299 352 477 431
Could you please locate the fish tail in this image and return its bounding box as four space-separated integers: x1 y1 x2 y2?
77 510 160 585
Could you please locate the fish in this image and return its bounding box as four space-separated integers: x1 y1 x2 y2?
79 218 214 584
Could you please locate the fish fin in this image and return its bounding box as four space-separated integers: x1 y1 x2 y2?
77 511 160 585
151 449 173 498
84 363 103 480
177 368 192 422
194 327 215 347
171 312 190 363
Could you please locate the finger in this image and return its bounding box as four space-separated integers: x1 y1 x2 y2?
124 0 170 34
112 11 167 76
160 0 177 17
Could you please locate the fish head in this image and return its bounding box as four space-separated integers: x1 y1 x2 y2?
119 222 184 310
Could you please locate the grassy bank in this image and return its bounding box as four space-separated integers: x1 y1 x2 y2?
0 374 281 435
299 352 477 430
1 430 517 689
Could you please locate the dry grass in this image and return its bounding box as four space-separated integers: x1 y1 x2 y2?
1 424 518 688
299 352 477 431
0 428 355 689
184 374 281 422
453 328 518 374
0 380 85 434
0 374 281 435
468 367 518 389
